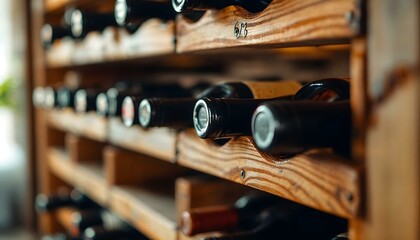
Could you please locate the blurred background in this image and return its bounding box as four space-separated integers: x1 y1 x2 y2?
0 0 35 239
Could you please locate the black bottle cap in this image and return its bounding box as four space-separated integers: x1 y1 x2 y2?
193 99 213 138
138 99 152 128
75 89 88 113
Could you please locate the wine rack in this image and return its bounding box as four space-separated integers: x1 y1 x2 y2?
28 0 420 239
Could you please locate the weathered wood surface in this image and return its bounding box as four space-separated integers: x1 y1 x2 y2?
177 130 361 219
176 0 357 52
108 118 177 162
110 185 178 240
364 0 420 239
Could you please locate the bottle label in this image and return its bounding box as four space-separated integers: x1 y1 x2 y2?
243 81 302 99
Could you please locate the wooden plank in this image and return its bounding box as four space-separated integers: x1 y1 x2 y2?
47 147 76 185
364 0 420 239
176 0 357 52
48 109 107 142
75 162 109 206
175 176 248 224
104 146 188 186
110 185 178 240
177 130 361 219
108 117 177 162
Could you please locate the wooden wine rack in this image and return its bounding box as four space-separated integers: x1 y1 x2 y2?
27 0 420 240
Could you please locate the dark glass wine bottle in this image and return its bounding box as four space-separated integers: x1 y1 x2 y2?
35 189 96 212
252 101 351 156
71 210 104 235
57 86 79 109
121 96 143 127
251 78 350 156
202 204 347 240
41 24 73 48
114 0 175 29
120 82 196 126
181 193 283 236
172 0 272 13
71 9 118 38
139 81 301 129
193 96 291 139
75 89 103 113
331 233 349 240
193 78 348 139
96 81 143 117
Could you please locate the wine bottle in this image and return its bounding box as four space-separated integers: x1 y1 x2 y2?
57 86 79 109
193 78 348 139
121 96 142 127
71 210 104 235
41 233 83 240
202 204 347 240
181 193 283 236
33 86 46 108
41 24 73 48
44 87 60 110
120 82 195 126
71 9 118 38
172 0 272 13
250 78 350 156
252 101 351 156
75 89 103 113
114 0 175 28
35 189 96 212
332 233 349 240
96 81 143 117
193 96 292 139
83 224 147 240
139 81 301 129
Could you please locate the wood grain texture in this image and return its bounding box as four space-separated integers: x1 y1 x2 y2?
175 176 248 225
177 130 361 219
365 0 420 239
108 118 177 162
176 0 357 52
110 185 177 240
104 146 188 186
48 109 107 142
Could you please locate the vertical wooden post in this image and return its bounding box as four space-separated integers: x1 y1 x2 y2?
366 1 420 239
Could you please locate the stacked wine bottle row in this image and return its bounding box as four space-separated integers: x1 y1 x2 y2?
36 138 347 239
34 78 351 158
43 0 358 65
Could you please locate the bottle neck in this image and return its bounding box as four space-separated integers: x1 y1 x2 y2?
139 98 196 129
115 0 175 27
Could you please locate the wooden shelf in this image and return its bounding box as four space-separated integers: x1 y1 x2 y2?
48 109 107 142
110 185 178 240
176 0 358 52
177 130 361 219
48 147 76 185
108 118 177 162
46 19 175 68
75 162 109 206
